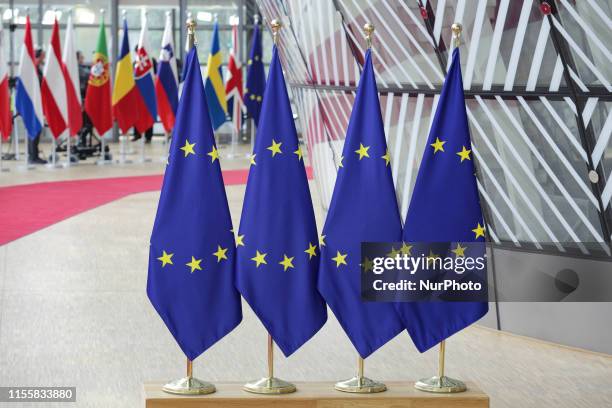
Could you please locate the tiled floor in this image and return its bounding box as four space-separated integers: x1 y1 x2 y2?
0 139 611 407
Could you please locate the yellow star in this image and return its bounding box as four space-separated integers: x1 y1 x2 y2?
472 223 486 239
180 139 196 157
248 59 252 65
249 153 256 166
427 250 440 260
355 143 370 160
249 94 255 100
338 156 344 168
430 137 446 154
457 146 471 162
451 243 467 257
400 242 413 255
304 242 317 259
186 256 203 273
319 234 326 247
157 250 174 267
279 254 295 271
387 246 400 258
332 251 348 267
294 147 303 161
382 149 391 166
213 245 228 262
235 234 245 247
251 250 267 267
361 257 374 273
208 146 220 163
267 139 282 157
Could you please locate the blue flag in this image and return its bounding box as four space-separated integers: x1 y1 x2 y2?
243 23 265 126
395 48 488 353
236 46 327 357
204 22 228 130
317 50 404 359
147 47 242 361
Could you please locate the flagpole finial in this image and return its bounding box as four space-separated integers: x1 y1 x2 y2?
165 11 171 18
451 23 462 47
271 19 282 45
254 14 260 25
363 23 374 49
121 9 126 18
186 14 197 51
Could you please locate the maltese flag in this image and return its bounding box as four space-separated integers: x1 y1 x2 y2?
15 15 44 139
62 15 82 137
41 17 68 138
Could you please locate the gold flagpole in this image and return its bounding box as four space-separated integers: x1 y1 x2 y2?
413 25 467 395
243 333 296 394
161 18 215 395
242 21 295 395
334 24 386 395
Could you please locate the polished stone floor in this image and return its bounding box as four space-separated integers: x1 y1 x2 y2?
0 139 611 407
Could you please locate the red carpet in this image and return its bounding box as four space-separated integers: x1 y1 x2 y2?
0 167 313 246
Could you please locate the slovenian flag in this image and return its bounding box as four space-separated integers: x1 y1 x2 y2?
41 17 68 139
0 20 11 140
15 15 44 139
155 12 178 133
62 14 82 137
134 13 157 134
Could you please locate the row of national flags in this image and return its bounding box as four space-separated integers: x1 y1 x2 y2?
148 28 487 362
7 13 266 143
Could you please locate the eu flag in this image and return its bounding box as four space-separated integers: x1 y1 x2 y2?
395 48 488 353
147 47 242 361
236 46 327 357
243 22 265 126
317 49 404 359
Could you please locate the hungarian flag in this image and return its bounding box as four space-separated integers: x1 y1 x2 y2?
85 20 112 135
225 24 243 134
0 20 11 140
62 14 82 137
41 18 68 139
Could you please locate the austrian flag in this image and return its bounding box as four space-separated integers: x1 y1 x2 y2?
41 18 68 139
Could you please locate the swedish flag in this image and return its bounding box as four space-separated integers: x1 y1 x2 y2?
317 49 404 358
395 48 488 353
204 22 228 130
147 47 242 360
236 46 327 356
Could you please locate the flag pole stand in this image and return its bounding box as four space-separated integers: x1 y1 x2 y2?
64 135 76 167
96 130 112 165
334 355 386 393
243 333 296 394
0 137 9 172
414 340 466 393
19 132 34 170
46 136 62 169
118 134 133 164
160 131 169 163
137 132 151 163
162 358 216 395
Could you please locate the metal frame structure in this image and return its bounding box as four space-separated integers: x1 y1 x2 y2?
256 0 612 257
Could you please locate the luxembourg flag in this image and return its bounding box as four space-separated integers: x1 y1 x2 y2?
15 15 44 139
134 13 157 133
155 12 178 133
0 20 11 140
62 14 82 137
41 17 68 139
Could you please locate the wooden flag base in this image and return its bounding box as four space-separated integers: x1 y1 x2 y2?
144 381 489 407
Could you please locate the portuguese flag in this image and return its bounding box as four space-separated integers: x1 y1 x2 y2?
84 21 113 135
